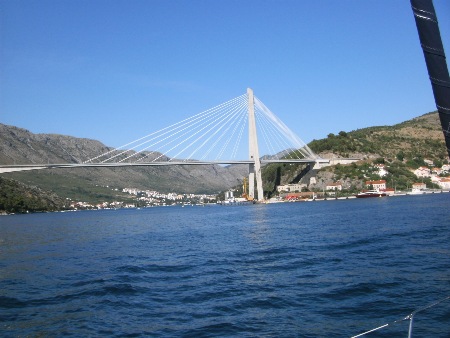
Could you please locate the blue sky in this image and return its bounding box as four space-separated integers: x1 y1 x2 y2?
1 0 450 150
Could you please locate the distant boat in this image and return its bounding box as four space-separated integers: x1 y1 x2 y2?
219 197 252 205
355 190 386 198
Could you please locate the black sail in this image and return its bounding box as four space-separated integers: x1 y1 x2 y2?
411 0 450 158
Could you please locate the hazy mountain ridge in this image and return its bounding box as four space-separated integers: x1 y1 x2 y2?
0 124 110 164
0 124 248 200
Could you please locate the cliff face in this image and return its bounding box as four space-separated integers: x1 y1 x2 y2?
0 124 248 198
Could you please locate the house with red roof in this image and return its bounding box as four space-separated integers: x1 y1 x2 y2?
326 182 342 191
365 180 386 191
437 177 450 189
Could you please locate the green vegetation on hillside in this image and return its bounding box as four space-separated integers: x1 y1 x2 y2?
0 177 69 213
323 160 438 191
308 112 447 161
5 170 134 204
260 112 447 194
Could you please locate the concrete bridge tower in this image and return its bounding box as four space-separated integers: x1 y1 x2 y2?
247 88 264 201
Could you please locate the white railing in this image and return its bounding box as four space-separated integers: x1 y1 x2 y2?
351 295 450 337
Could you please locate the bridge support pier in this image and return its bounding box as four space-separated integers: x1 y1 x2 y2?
247 88 264 201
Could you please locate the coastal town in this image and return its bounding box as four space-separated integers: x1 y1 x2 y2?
68 159 450 209
69 188 218 210
271 160 450 202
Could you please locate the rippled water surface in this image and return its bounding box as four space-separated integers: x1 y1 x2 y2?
1 194 449 337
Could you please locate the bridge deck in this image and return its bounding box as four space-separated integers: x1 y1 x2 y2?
0 159 331 173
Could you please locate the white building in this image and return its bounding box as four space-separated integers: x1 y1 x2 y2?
374 164 389 177
277 183 306 193
431 175 441 184
225 190 234 199
365 180 386 191
432 167 442 175
412 182 426 191
326 182 342 191
437 177 450 189
414 166 431 178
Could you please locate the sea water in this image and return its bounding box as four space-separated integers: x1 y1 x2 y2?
1 194 449 337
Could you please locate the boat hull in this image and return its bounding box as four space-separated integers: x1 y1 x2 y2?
355 191 387 198
356 193 386 198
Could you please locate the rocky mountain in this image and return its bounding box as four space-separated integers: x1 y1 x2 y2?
0 124 248 201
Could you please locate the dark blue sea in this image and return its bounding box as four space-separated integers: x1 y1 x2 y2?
1 194 449 337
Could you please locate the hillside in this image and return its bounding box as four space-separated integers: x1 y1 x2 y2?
308 111 447 160
1 112 447 205
261 111 448 196
0 176 69 213
0 124 248 202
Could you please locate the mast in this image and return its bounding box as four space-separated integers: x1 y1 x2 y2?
410 0 450 158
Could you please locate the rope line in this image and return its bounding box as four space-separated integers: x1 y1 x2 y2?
255 97 316 159
123 95 247 163
85 92 319 163
168 97 246 161
181 99 246 161
230 113 247 160
203 101 247 161
256 108 298 159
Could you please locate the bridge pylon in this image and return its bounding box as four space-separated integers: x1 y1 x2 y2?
247 88 264 201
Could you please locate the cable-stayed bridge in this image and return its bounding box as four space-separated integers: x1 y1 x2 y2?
0 88 329 201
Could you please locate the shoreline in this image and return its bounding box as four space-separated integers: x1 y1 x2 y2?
2 190 449 215
267 189 450 203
